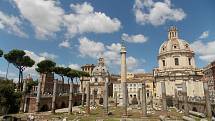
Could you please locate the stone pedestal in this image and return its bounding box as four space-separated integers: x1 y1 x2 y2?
203 82 212 119
161 81 167 111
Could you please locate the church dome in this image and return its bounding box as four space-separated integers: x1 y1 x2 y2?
157 26 196 70
159 26 193 55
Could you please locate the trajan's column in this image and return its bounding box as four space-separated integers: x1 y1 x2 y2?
121 40 128 116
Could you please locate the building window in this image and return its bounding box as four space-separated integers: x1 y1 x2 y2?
174 45 177 49
162 60 165 66
175 58 179 65
188 58 191 65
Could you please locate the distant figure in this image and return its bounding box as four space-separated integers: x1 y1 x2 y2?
27 114 34 121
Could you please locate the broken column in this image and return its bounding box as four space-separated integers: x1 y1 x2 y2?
203 82 212 119
35 74 44 112
68 79 74 114
182 81 189 115
20 79 27 112
51 79 58 114
161 81 167 111
86 81 90 114
141 82 147 117
103 77 109 115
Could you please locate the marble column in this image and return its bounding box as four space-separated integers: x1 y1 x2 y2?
92 89 95 107
20 79 27 112
174 89 179 109
141 82 147 117
114 91 117 107
120 41 127 117
51 79 58 114
35 74 44 112
137 88 141 107
182 81 189 115
68 79 73 114
103 77 109 115
150 91 153 109
161 81 167 111
203 82 212 119
81 80 85 107
86 81 90 114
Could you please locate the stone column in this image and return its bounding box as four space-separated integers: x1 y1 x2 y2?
137 88 141 107
182 81 189 116
114 91 117 107
141 82 147 117
203 82 212 119
161 81 167 111
20 79 27 112
35 74 44 112
122 82 128 116
120 41 128 117
103 77 109 115
92 89 95 107
51 79 58 114
81 80 85 107
174 89 179 109
68 79 73 114
150 91 153 109
86 81 90 114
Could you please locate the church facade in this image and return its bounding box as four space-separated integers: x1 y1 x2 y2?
154 26 204 98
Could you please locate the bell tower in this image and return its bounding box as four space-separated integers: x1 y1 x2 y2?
168 26 178 39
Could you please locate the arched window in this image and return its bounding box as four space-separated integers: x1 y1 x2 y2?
188 58 191 65
162 60 166 66
175 58 179 65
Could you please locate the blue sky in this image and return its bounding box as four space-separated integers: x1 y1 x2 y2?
0 0 215 81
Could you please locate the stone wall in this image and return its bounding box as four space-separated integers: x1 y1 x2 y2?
26 94 82 113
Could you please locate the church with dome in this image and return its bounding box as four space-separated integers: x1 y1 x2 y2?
154 26 204 99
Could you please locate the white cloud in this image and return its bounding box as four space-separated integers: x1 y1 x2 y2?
24 50 46 78
0 11 27 37
190 40 215 62
39 52 58 60
59 40 70 48
70 2 94 14
13 0 64 39
64 2 121 38
199 31 209 39
78 37 141 71
69 64 81 70
79 37 105 58
133 0 186 26
127 56 139 70
121 33 148 43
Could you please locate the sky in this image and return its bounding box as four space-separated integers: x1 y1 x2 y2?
0 0 215 81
